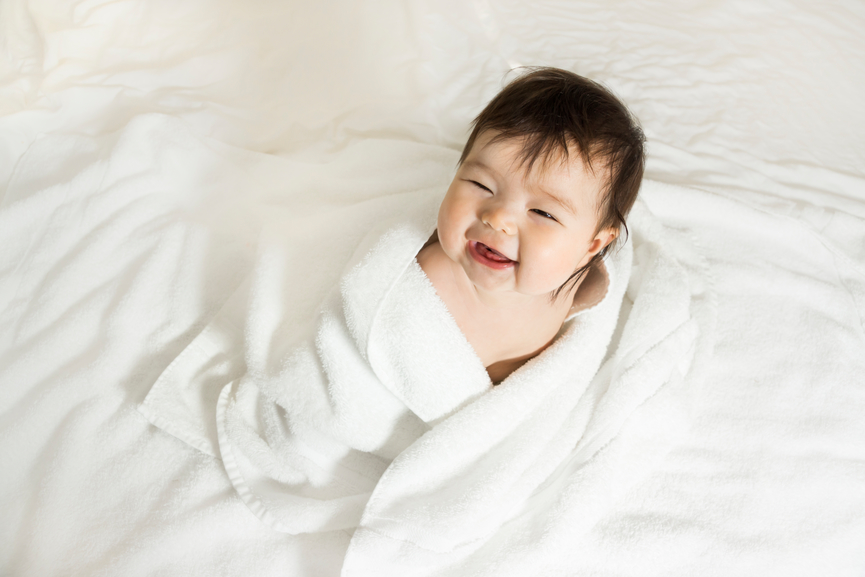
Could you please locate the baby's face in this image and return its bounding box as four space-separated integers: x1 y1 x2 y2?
437 131 616 299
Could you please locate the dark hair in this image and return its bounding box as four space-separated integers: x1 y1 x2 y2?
459 67 645 300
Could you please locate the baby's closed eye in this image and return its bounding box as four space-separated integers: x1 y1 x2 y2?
467 179 493 193
531 209 557 221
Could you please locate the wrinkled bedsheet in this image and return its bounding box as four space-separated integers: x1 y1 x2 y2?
1 0 864 575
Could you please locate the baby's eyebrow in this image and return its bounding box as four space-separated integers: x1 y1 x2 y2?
462 159 496 176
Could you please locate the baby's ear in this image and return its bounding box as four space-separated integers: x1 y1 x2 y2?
588 227 618 257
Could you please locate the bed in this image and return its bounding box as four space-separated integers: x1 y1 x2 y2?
1 0 864 574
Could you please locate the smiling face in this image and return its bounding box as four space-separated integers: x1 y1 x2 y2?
437 131 618 301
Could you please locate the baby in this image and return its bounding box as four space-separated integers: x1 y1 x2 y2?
417 67 645 383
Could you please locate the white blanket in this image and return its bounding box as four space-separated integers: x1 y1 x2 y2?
140 168 714 572
3 0 865 574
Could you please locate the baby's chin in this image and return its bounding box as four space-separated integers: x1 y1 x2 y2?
455 257 514 290
463 265 563 298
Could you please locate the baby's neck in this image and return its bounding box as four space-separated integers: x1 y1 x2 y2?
459 282 575 361
417 242 579 383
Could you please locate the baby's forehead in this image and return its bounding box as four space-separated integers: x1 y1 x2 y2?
471 131 601 179
474 133 605 186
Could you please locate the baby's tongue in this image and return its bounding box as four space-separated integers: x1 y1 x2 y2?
482 244 510 262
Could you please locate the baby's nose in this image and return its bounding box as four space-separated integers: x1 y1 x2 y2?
481 204 516 235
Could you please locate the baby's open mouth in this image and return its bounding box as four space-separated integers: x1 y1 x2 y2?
478 243 512 262
469 241 516 269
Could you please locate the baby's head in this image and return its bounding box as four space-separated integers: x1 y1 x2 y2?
437 67 645 302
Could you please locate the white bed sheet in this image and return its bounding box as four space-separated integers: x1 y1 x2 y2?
1 0 864 575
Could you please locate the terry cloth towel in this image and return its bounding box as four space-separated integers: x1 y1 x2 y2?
139 187 715 575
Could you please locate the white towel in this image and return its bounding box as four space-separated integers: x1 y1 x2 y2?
140 184 715 574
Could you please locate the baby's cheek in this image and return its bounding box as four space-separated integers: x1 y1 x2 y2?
436 219 463 264
436 208 453 241
536 242 580 271
531 251 584 291
438 196 462 230
440 200 471 238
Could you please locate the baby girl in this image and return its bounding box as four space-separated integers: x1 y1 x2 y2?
142 67 663 564
418 67 645 383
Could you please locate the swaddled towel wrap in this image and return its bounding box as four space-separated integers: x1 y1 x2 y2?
140 183 714 575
